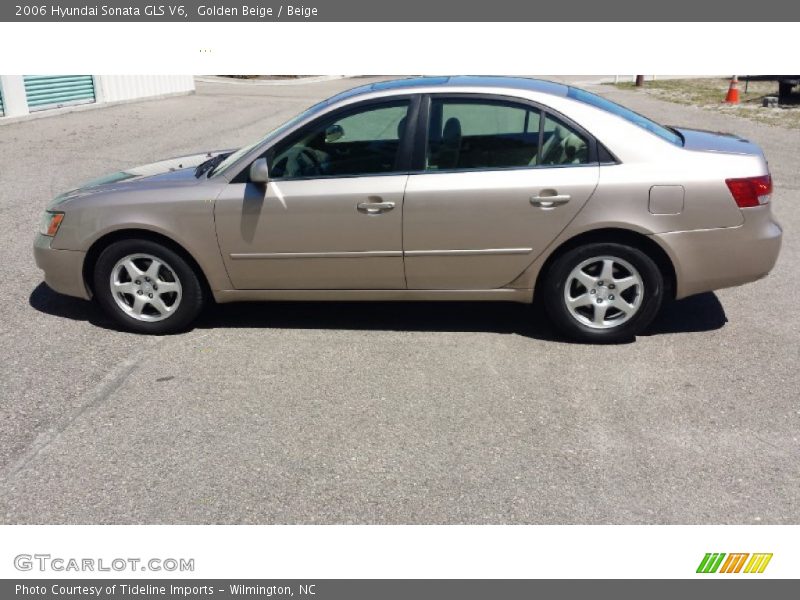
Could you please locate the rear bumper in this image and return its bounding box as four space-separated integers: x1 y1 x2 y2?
33 234 91 300
654 206 782 299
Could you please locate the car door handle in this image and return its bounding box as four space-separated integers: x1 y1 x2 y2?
530 194 571 208
357 201 396 214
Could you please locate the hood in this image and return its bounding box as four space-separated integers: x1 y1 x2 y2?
50 149 232 207
675 127 765 157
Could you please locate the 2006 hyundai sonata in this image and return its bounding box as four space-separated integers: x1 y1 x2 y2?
34 77 782 342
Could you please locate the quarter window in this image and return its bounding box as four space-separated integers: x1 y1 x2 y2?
270 100 411 179
537 114 590 166
426 99 541 171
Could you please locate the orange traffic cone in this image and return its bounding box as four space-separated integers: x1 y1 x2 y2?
724 76 740 104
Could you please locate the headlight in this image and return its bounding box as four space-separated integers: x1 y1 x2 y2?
39 211 65 237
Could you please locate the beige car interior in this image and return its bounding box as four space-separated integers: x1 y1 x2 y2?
533 123 589 166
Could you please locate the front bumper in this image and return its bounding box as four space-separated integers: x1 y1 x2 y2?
33 234 91 300
655 206 782 299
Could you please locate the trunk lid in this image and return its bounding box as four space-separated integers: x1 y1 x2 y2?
675 127 765 157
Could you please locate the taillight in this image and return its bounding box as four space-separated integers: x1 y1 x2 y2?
725 175 772 208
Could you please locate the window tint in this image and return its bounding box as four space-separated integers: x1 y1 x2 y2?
443 102 528 136
330 105 408 143
270 101 410 179
567 86 683 146
426 99 540 171
537 114 590 166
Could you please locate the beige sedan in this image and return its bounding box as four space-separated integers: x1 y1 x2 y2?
34 77 782 342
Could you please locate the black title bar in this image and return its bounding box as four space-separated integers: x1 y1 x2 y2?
4 580 800 600
3 0 800 21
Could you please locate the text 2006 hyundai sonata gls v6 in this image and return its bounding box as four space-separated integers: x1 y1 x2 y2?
34 77 782 342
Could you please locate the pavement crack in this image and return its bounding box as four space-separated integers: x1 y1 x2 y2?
1 353 144 481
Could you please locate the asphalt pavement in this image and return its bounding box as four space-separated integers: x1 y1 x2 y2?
1 76 798 524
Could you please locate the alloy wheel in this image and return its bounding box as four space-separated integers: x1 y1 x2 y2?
109 253 183 322
563 255 644 329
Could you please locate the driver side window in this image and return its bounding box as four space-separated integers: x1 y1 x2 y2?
269 101 411 179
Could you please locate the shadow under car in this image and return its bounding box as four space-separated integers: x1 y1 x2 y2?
29 282 727 342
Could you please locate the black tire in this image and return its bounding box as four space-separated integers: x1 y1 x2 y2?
93 239 205 334
541 242 663 343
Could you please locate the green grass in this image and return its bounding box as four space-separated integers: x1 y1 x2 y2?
609 78 800 129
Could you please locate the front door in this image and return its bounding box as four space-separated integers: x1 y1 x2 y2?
214 99 413 290
403 97 600 289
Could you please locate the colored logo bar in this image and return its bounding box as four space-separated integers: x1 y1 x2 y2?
697 553 773 574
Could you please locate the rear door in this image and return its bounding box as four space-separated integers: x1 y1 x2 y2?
403 95 600 289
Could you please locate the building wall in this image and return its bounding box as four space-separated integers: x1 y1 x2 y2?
95 75 195 103
0 75 29 117
0 75 195 118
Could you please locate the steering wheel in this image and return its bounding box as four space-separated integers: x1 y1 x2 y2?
283 146 324 177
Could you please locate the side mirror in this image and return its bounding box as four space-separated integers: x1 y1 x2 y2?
249 157 269 184
325 124 345 143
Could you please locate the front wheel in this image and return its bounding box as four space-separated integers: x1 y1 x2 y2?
542 243 664 343
93 239 205 334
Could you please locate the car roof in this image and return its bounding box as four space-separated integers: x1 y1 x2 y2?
328 76 570 104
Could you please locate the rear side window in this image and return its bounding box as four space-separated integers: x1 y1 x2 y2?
567 86 683 146
426 99 541 171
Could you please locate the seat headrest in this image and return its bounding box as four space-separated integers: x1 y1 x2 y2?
551 124 567 142
443 117 462 143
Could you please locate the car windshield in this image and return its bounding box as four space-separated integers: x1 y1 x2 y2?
208 100 330 177
567 86 683 146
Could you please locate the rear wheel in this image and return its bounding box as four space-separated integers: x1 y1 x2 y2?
542 243 663 343
93 239 204 334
